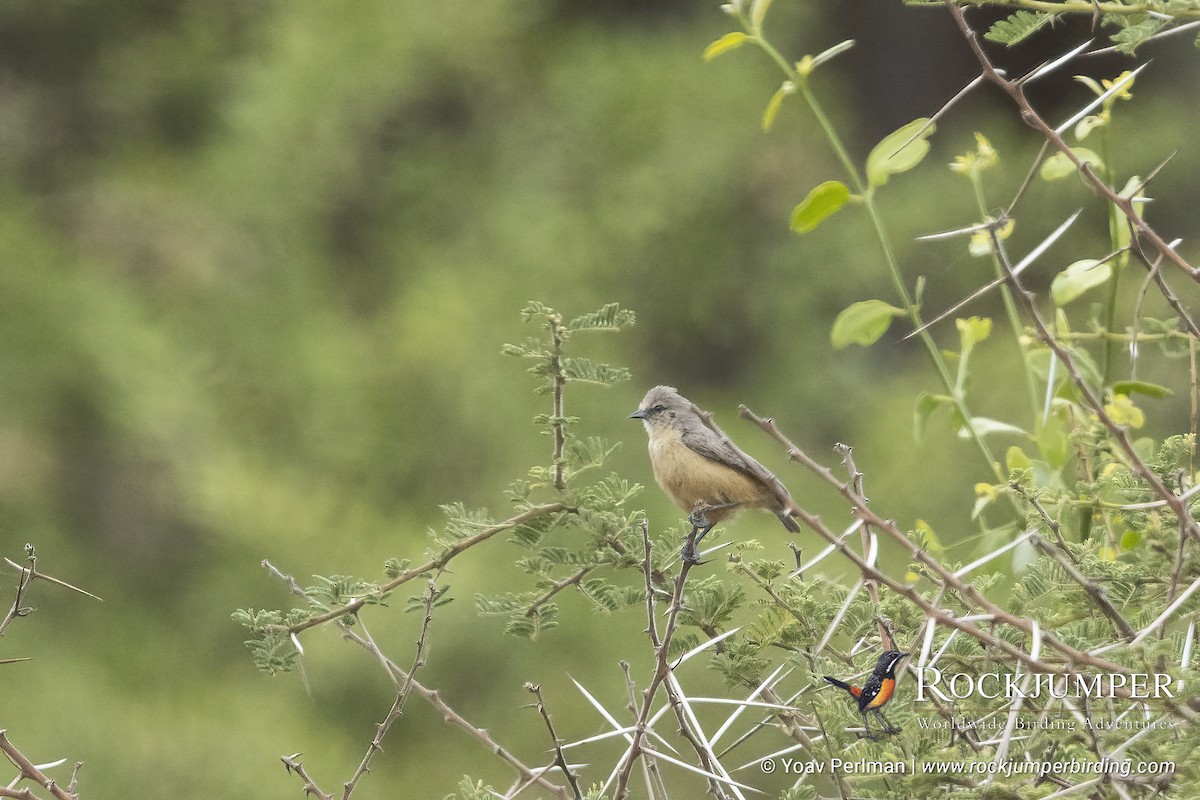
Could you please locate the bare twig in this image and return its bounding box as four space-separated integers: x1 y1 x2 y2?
739 405 1139 679
0 731 78 800
263 564 572 800
943 0 1198 281
526 684 583 800
1028 533 1137 640
549 313 567 491
339 579 439 800
286 503 569 635
281 753 332 800
615 521 734 800
1 547 101 638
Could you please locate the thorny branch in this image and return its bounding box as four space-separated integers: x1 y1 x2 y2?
526 683 583 800
0 731 79 800
614 521 720 800
943 0 1198 281
265 563 572 800
285 502 569 635
740 407 1147 681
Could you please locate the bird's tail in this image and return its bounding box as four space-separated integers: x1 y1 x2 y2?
823 675 852 692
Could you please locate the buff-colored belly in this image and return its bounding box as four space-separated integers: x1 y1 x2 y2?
648 429 773 520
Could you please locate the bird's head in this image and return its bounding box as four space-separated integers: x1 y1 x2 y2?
629 385 694 434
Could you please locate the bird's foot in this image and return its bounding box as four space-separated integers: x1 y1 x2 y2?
687 500 741 529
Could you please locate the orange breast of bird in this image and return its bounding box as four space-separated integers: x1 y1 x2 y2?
865 677 895 710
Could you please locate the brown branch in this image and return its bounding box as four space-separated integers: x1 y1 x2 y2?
339 624 572 800
264 563 572 800
339 579 439 800
526 683 583 800
0 731 78 800
739 406 1137 678
615 521 729 800
286 503 570 635
943 0 1198 281
1027 533 1137 640
836 443 892 650
281 753 332 800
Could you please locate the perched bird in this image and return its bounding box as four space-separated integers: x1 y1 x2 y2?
824 651 908 739
629 385 802 560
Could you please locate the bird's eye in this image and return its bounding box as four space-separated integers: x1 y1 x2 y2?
651 404 666 413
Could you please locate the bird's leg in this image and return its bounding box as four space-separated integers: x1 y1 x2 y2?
873 709 901 734
859 710 880 741
682 501 741 563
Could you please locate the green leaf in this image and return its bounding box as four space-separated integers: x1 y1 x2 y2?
1112 16 1168 55
957 316 992 351
984 10 1053 46
1120 529 1141 550
1036 415 1070 470
761 82 793 132
1006 445 1033 473
1050 259 1112 306
704 32 748 61
1112 380 1173 399
750 0 774 32
966 417 1027 438
789 180 850 233
914 392 951 440
1039 148 1103 181
831 299 904 348
866 118 935 187
807 39 855 72
567 303 636 332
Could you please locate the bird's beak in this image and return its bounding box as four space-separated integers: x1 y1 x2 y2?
629 409 648 420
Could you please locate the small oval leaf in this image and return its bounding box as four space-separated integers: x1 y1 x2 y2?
831 299 904 349
1112 380 1173 399
808 39 855 71
789 180 850 233
704 32 749 61
761 82 792 132
1039 147 1104 181
1050 258 1112 305
867 118 935 187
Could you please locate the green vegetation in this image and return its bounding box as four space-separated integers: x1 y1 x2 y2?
3 1 1200 798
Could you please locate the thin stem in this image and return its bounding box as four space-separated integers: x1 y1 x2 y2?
968 172 1041 424
550 313 567 492
752 30 1003 482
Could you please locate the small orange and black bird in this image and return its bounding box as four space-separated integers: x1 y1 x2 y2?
824 651 907 740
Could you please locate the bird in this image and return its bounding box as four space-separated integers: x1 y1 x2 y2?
629 385 802 561
824 651 908 739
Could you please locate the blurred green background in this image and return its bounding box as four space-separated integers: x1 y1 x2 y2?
1 0 1197 796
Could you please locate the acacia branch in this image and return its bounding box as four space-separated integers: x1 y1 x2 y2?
286 503 570 635
739 406 1138 678
0 731 77 800
943 0 1198 281
339 579 439 800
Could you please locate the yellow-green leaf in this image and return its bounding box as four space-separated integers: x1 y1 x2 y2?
831 299 904 349
789 180 850 233
1039 147 1104 181
1105 393 1145 429
1006 445 1033 474
957 316 992 349
1112 380 1173 399
866 118 935 188
761 82 793 132
1050 258 1112 306
704 32 749 61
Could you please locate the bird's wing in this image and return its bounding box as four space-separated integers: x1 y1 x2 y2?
680 404 798 514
